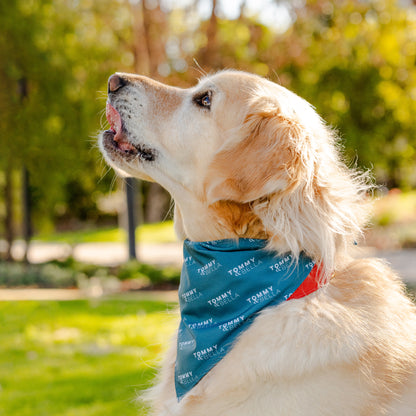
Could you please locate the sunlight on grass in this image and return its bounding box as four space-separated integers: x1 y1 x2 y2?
35 221 176 244
372 190 416 227
138 221 177 244
0 299 178 416
367 191 416 248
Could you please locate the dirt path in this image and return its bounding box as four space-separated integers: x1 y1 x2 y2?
0 288 179 302
5 240 183 267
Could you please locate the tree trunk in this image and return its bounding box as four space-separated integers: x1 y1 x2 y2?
4 165 14 261
130 1 150 75
144 182 171 223
204 0 219 67
22 166 32 263
195 0 220 70
238 0 247 20
125 177 137 260
137 0 171 224
141 0 167 77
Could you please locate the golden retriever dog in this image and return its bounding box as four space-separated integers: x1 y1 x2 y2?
99 70 416 415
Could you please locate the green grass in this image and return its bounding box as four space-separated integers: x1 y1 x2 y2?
1 293 415 416
35 221 176 245
0 298 178 416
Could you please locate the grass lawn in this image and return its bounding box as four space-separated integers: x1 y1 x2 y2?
35 221 176 245
1 293 415 416
0 298 178 416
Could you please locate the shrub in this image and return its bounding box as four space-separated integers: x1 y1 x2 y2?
0 258 180 289
0 262 78 288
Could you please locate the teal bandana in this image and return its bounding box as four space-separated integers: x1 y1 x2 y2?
175 238 320 400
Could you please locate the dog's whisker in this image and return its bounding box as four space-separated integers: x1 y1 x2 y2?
97 164 113 185
192 58 207 77
162 198 175 222
96 90 108 99
109 173 119 194
98 108 108 130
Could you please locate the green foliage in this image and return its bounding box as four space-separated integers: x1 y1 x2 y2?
274 0 416 188
0 299 178 416
0 0 124 231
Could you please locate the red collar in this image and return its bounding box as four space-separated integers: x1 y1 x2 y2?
288 264 324 300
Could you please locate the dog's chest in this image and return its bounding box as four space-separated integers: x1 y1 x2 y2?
170 304 372 416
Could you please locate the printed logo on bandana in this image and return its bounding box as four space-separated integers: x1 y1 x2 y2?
218 314 245 332
269 254 293 273
246 285 277 305
207 290 239 308
227 257 262 277
305 261 314 270
178 339 196 350
181 288 202 303
184 256 196 266
197 259 221 276
177 371 199 385
187 318 214 330
193 344 221 361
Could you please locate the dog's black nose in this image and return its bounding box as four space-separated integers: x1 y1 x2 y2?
108 74 126 93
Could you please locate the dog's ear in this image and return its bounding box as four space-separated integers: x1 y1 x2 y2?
206 88 370 278
206 106 306 204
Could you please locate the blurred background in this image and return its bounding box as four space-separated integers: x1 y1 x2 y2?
0 0 416 415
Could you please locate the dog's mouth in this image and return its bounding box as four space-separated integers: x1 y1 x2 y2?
103 102 155 162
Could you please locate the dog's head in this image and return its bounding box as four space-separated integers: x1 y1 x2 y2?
99 70 370 275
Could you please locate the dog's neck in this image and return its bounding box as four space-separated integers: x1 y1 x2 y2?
208 200 268 239
174 199 267 242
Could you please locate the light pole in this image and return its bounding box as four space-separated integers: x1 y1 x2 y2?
125 177 137 260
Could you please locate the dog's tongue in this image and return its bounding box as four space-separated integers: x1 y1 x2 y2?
106 102 137 153
106 102 122 138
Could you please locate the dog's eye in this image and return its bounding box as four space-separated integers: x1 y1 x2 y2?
194 91 212 110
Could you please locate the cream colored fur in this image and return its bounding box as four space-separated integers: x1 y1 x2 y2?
99 70 416 415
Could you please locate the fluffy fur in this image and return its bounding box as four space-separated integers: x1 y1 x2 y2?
99 70 416 415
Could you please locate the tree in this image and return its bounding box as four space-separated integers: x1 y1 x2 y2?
272 0 416 187
0 0 126 250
